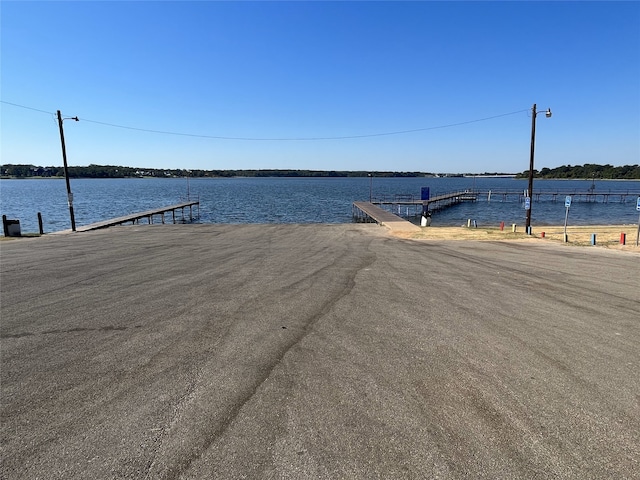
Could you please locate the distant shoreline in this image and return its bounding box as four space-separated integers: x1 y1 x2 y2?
2 175 640 181
3 162 638 180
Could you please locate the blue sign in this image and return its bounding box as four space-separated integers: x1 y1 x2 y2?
637 197 640 211
524 197 531 210
421 187 430 201
565 196 572 208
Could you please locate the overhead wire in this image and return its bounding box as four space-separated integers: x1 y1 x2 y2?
1 100 529 141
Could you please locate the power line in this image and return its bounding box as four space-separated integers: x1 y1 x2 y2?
1 100 55 116
1 100 529 141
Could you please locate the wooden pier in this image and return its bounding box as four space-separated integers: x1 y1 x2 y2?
75 200 200 232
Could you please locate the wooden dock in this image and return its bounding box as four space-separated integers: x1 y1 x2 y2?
370 190 477 218
75 200 200 232
352 202 421 232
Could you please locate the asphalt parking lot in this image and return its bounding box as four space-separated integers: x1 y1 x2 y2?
1 224 639 479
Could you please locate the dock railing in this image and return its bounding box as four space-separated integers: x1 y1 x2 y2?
474 189 639 203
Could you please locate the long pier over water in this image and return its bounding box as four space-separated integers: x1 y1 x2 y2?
75 200 200 232
475 189 640 204
354 187 640 226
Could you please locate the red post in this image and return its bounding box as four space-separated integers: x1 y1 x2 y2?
620 232 626 245
500 221 505 231
541 231 545 238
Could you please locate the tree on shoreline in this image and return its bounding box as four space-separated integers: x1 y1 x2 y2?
515 163 639 180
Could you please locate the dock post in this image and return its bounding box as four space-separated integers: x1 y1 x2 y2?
591 233 597 246
38 212 44 235
172 209 176 224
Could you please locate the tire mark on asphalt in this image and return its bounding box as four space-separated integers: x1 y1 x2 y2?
1 325 139 339
407 240 639 316
145 229 378 480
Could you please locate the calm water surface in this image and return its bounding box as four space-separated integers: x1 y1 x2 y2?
1 177 639 234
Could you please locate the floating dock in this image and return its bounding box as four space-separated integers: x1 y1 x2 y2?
374 190 476 209
74 200 200 232
368 190 477 219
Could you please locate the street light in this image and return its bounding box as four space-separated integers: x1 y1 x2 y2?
368 173 372 202
525 103 552 234
57 110 79 232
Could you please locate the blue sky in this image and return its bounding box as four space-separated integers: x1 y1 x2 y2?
2 1 639 173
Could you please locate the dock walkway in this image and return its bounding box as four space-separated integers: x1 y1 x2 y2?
352 202 421 232
475 190 640 203
374 190 477 214
363 190 477 221
375 191 476 206
74 200 200 232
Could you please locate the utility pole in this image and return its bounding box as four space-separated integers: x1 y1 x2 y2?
525 104 537 233
57 110 78 232
525 103 552 234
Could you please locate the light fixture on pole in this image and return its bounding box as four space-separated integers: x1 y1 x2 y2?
525 103 552 234
57 110 79 232
368 173 373 202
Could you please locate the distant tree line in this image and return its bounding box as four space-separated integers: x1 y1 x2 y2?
515 163 640 180
1 164 441 179
1 164 140 178
6 163 637 179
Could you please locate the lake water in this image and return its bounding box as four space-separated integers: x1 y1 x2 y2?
1 176 639 234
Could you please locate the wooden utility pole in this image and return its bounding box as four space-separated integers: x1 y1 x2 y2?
57 110 78 232
526 103 537 233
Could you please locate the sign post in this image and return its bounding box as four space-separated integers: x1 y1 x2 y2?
563 196 571 243
636 197 640 247
524 197 531 234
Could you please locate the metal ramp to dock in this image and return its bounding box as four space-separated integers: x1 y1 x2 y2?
352 202 421 233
